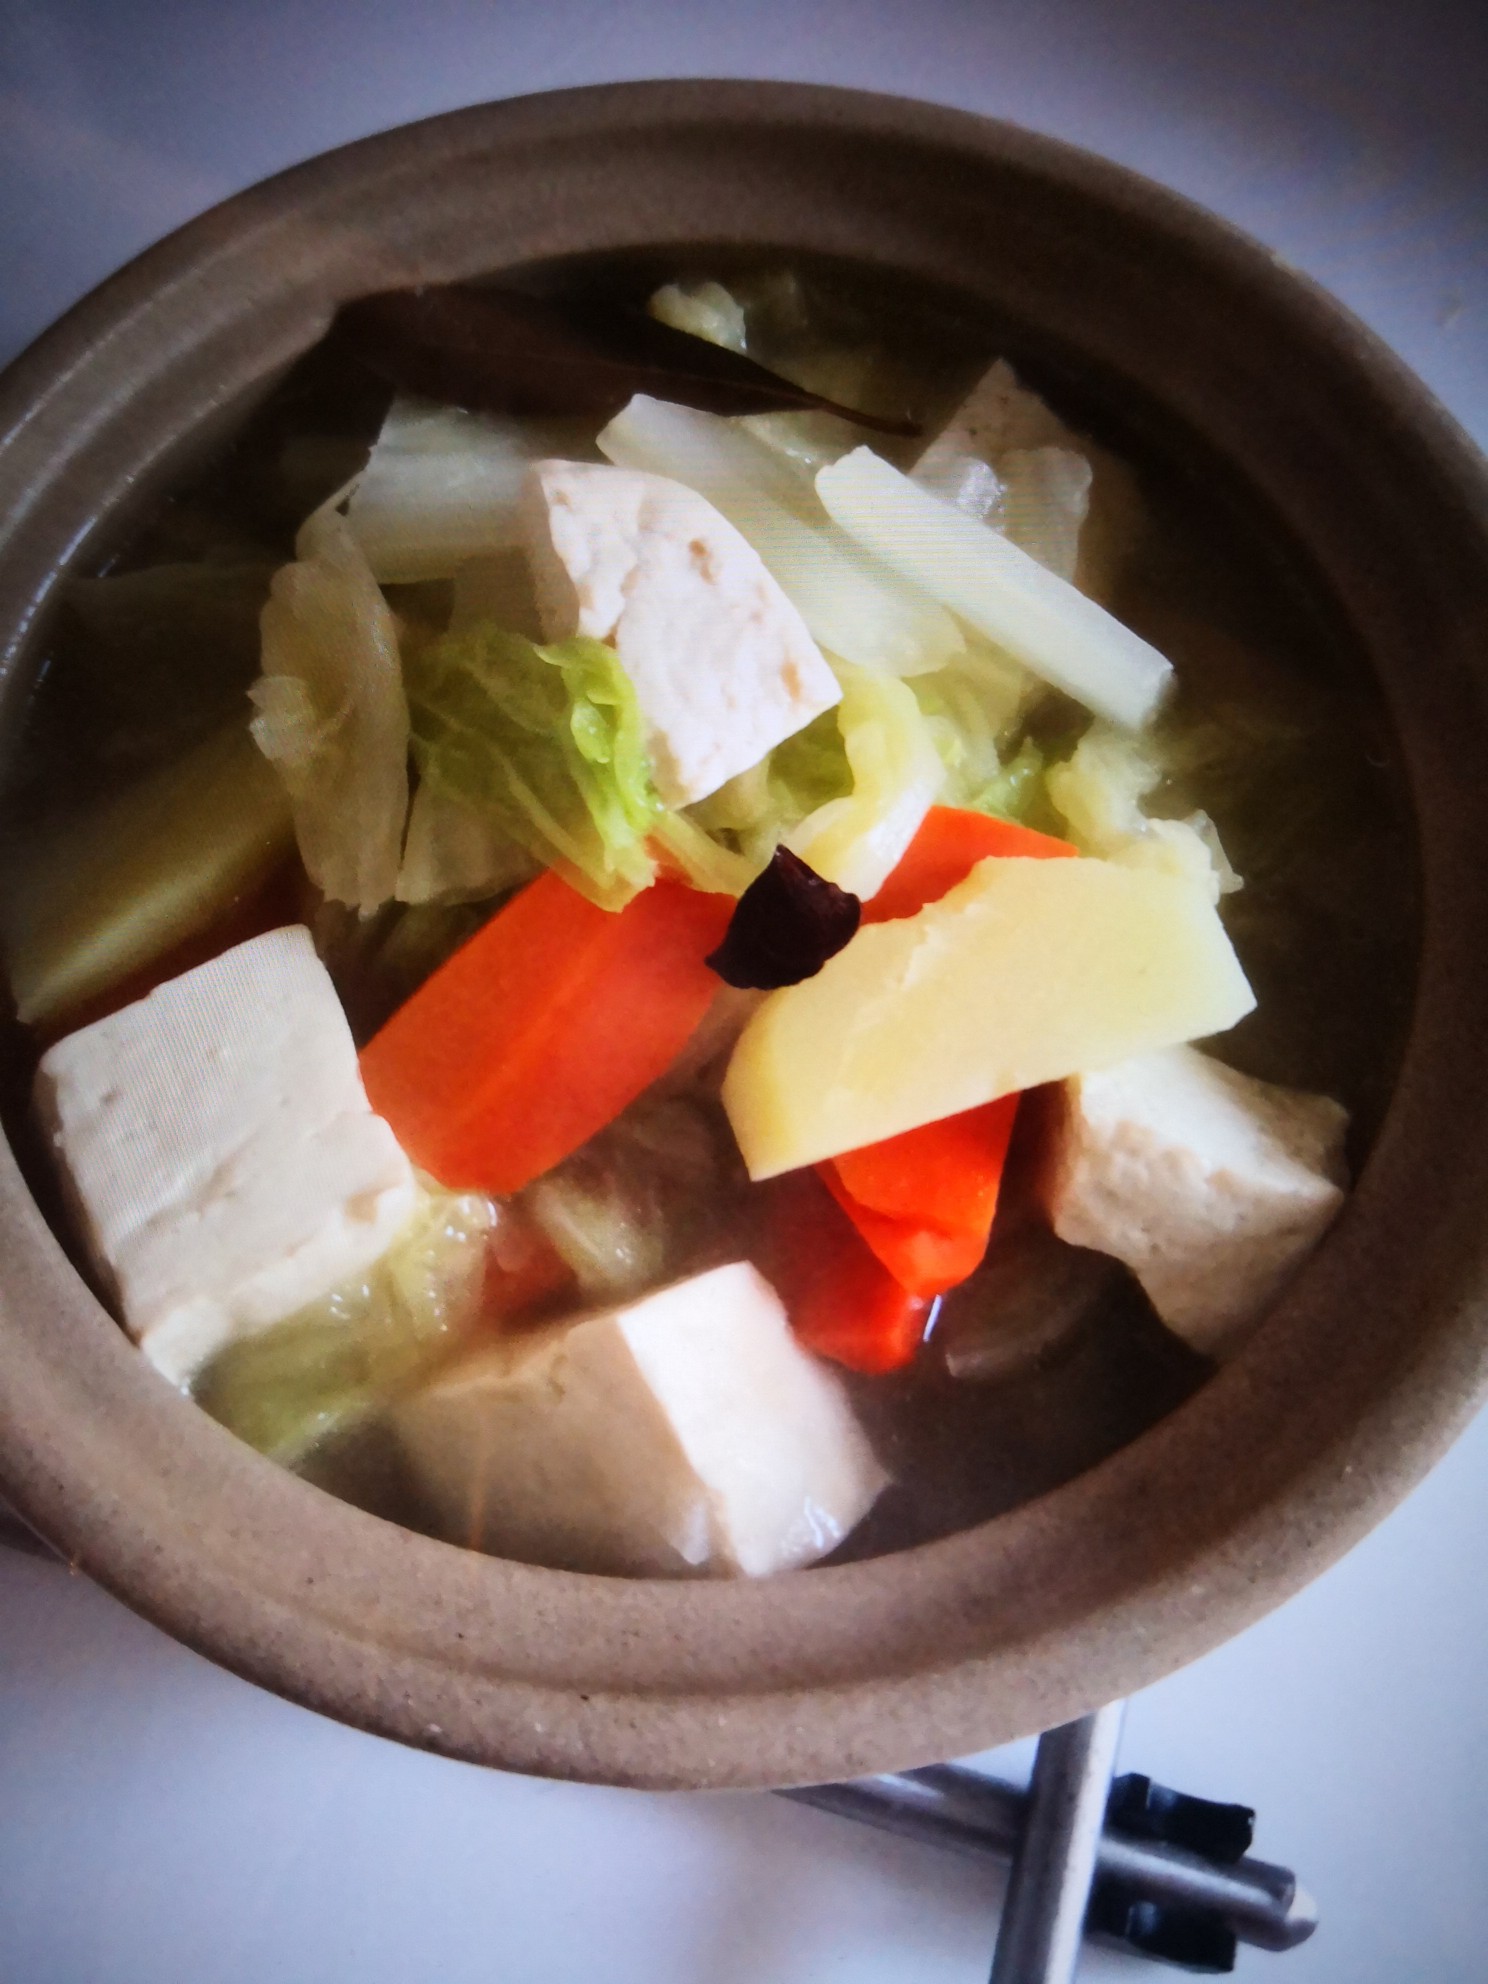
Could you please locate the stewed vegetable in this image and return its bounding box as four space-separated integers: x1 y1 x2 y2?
0 257 1414 1576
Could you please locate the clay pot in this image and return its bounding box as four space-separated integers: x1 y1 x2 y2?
1 82 1485 1790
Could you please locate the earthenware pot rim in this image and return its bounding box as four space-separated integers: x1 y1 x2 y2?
1 80 1486 1790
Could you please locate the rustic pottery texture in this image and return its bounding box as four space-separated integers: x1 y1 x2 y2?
0 82 1486 1790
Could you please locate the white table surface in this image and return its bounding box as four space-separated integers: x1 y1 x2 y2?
2 5 1486 1980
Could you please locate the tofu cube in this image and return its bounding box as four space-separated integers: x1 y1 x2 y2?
1042 1044 1349 1357
911 360 1142 602
394 1261 886 1577
35 925 417 1385
915 358 1075 473
521 460 840 807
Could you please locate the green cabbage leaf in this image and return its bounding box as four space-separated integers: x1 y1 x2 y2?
674 664 945 902
249 506 410 914
406 620 666 910
786 663 945 898
194 1185 494 1468
1047 723 1241 901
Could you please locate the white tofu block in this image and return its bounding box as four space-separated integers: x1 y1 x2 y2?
912 360 1144 603
916 358 1076 473
1043 1044 1349 1358
35 925 417 1386
520 459 841 807
394 1261 886 1577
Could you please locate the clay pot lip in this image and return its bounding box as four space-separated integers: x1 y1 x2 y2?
2 79 1487 1790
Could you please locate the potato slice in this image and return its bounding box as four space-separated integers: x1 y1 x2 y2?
721 855 1255 1179
3 725 291 1030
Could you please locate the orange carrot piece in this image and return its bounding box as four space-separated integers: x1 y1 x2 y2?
819 1167 989 1297
360 872 733 1195
756 1171 933 1374
864 805 1075 925
819 1094 1021 1297
830 1094 1021 1233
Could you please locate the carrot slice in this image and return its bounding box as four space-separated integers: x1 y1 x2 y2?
819 1168 988 1296
360 872 733 1195
820 1094 1020 1296
756 1171 933 1375
864 805 1075 925
829 1094 1021 1232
